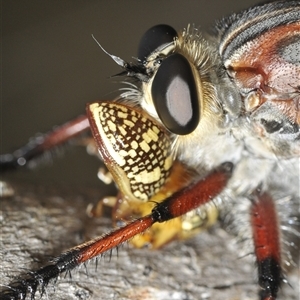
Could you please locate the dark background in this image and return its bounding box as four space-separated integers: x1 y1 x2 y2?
2 0 262 187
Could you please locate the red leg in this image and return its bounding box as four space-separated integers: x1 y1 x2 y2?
0 162 232 299
251 191 282 300
1 115 90 171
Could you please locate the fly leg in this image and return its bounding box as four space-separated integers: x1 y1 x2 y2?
1 162 232 300
1 115 90 171
250 191 282 300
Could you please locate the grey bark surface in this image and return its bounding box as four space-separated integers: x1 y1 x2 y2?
1 181 298 300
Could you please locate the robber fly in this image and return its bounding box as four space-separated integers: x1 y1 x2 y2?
1 1 299 299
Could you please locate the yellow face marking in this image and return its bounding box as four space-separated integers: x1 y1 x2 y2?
87 101 174 201
117 111 128 119
119 126 127 136
124 119 135 127
134 167 161 184
139 140 150 153
88 103 126 167
131 141 138 149
107 120 116 132
128 149 137 158
164 156 173 171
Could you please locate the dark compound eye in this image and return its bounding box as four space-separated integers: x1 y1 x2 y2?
138 24 178 62
151 53 200 135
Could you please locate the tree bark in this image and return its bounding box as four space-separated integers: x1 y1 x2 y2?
1 181 298 300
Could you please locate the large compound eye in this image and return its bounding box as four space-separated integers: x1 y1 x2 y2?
138 24 178 62
151 53 200 135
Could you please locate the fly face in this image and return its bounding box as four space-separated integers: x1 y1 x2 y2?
1 1 299 300
86 3 299 299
